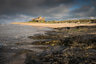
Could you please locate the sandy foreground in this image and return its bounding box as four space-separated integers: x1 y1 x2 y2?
11 22 96 28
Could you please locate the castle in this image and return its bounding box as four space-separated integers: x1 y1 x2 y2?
32 16 45 22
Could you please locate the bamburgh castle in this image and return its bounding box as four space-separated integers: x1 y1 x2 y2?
32 16 45 22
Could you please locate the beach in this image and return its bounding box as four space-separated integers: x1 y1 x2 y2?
12 22 96 28
0 23 96 64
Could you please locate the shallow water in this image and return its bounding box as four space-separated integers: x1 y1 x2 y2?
0 24 52 44
0 24 52 64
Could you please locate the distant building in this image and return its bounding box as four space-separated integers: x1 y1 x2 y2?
32 16 45 22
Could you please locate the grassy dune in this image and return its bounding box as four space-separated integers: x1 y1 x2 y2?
46 19 96 23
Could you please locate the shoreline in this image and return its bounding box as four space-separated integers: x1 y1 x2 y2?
11 22 96 28
1 22 96 64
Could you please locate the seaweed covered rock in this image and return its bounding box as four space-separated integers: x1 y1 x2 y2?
26 25 96 64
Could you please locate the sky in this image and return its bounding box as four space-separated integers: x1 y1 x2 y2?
0 0 96 23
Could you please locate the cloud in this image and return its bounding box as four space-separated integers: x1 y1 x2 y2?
0 0 96 18
0 14 33 24
72 5 96 17
0 0 76 16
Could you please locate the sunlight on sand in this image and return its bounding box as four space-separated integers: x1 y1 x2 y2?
12 22 96 28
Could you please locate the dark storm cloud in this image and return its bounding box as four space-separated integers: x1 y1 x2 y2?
0 0 96 17
0 0 75 8
0 0 76 16
40 0 76 7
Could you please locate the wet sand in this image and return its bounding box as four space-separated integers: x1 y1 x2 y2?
12 22 96 28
